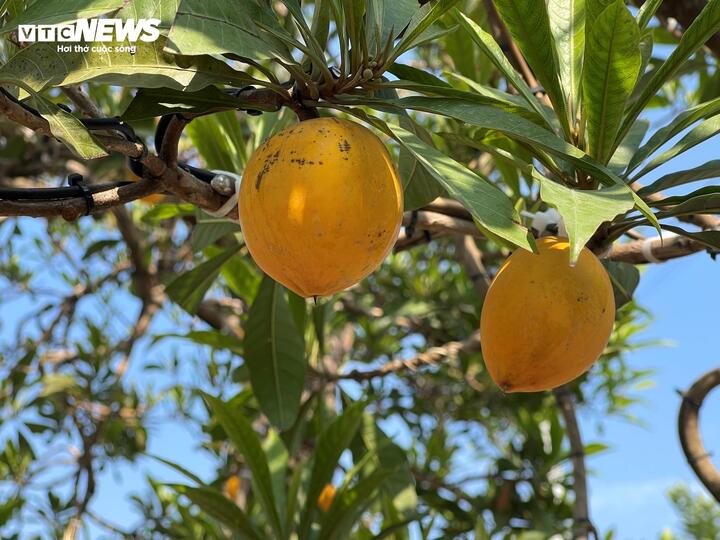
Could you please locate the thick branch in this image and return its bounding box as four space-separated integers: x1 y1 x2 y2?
0 90 232 218
678 368 720 502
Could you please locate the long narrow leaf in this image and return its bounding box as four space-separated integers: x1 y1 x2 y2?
170 484 263 540
631 115 720 181
626 96 720 175
385 0 461 66
300 402 365 535
548 0 585 119
164 244 242 314
636 0 663 30
582 0 641 163
616 0 720 153
318 470 394 540
661 225 720 252
493 0 570 137
204 394 285 538
452 9 556 130
244 275 306 431
638 160 720 196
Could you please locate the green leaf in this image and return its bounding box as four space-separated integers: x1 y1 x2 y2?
156 330 244 355
0 497 22 527
221 255 261 303
582 0 641 163
262 429 289 526
186 111 247 172
244 275 306 431
39 374 77 397
1 0 126 35
166 0 291 61
165 243 242 313
384 122 534 251
601 260 640 308
548 0 585 118
123 86 265 122
302 402 366 533
537 171 634 262
493 0 570 137
661 225 720 252
616 0 720 152
583 442 609 456
191 214 241 253
608 120 648 175
170 484 263 540
385 0 461 66
636 0 663 30
366 0 419 53
318 469 394 540
654 186 720 217
369 96 659 231
625 97 720 175
359 415 417 518
638 160 720 196
631 115 720 181
383 78 549 125
451 9 555 130
397 115 445 210
204 394 285 538
147 454 205 485
0 39 253 92
141 202 195 224
29 92 107 159
586 0 614 23
117 0 180 31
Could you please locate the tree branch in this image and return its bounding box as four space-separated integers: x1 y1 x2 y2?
320 331 481 382
678 367 720 502
554 386 596 540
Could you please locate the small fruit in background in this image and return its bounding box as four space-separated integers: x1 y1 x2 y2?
480 236 615 392
238 117 403 298
223 475 241 501
317 483 336 512
139 192 165 204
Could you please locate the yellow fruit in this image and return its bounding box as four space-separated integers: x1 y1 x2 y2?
479 236 615 392
139 193 165 204
317 483 336 512
223 475 241 500
238 117 403 297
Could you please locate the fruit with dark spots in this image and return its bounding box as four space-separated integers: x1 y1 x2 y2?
338 139 351 153
479 237 615 392
239 117 403 297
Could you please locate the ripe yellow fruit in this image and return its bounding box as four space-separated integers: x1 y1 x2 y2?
479 236 615 392
140 193 165 204
223 475 241 500
317 483 336 512
238 117 403 297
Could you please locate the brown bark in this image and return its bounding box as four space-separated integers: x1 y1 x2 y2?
678 368 720 502
554 387 596 540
